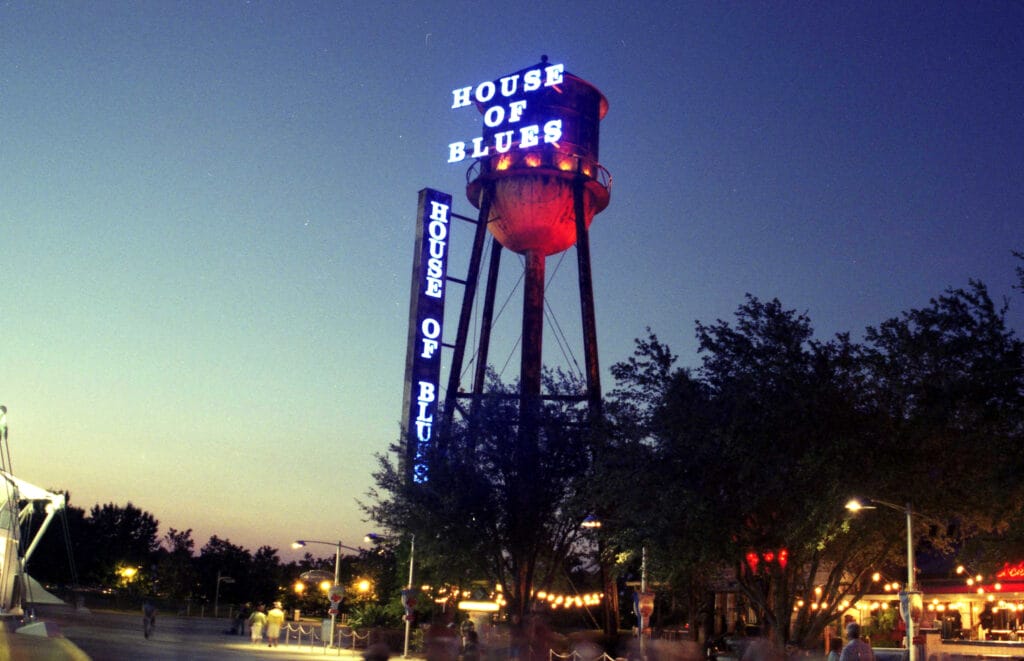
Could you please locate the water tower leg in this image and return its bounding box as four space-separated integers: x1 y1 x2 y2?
573 177 602 418
470 240 504 408
443 187 493 431
520 249 545 440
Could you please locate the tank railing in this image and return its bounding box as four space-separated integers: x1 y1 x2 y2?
466 153 612 192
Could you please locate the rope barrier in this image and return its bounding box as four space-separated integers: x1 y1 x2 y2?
549 649 618 661
283 622 324 648
278 622 372 656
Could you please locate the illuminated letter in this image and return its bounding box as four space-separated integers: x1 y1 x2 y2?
448 142 466 163
428 221 448 242
544 63 565 87
424 277 443 298
415 419 431 442
421 319 442 339
474 81 495 104
417 381 435 406
519 124 540 149
420 317 441 358
451 86 472 109
429 200 450 223
421 317 441 339
499 74 520 97
471 137 489 158
483 105 505 128
494 130 514 153
427 257 444 279
543 119 562 145
523 69 542 92
508 100 527 123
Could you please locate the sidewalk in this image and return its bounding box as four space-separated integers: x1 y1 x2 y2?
0 620 90 661
6 606 382 660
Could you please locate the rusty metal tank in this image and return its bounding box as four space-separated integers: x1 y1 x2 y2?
465 60 611 257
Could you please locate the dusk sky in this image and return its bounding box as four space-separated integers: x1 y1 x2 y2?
3 1 1022 563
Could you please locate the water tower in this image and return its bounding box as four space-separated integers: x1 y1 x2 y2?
442 57 611 436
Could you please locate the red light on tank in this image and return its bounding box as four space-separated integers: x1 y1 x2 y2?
524 153 542 167
495 154 513 171
556 156 575 171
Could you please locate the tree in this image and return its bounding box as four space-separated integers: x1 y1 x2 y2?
859 281 1024 557
196 536 252 607
608 284 1024 650
365 369 596 627
152 528 198 601
78 502 160 586
610 298 881 648
250 545 284 605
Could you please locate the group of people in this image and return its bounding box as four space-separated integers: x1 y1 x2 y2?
232 600 286 646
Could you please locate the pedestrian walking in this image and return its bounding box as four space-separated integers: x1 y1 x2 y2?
142 601 157 639
266 601 286 647
248 604 267 644
234 602 252 636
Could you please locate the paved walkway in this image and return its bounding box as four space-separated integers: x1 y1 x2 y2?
2 606 376 660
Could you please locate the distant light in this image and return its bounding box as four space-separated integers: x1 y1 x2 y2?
458 600 499 612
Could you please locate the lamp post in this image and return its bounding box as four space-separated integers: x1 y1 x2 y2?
214 571 235 618
846 498 917 661
366 532 416 658
293 539 361 648
581 515 619 639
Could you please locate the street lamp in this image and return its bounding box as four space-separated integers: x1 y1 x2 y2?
214 571 235 618
366 532 416 658
846 498 918 661
581 515 633 647
292 539 362 648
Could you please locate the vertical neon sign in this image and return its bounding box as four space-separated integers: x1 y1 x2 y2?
401 188 452 483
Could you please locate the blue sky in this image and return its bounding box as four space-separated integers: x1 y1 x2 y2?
2 1 1022 561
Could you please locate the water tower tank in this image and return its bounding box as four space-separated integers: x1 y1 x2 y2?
466 62 611 257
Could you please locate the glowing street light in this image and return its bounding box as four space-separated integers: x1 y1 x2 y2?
846 498 918 661
292 539 361 648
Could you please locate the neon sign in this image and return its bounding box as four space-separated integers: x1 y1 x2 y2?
996 561 1024 580
447 62 566 164
401 189 452 483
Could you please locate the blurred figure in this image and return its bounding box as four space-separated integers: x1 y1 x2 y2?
426 613 460 661
248 604 267 644
366 642 392 661
740 635 784 661
827 637 843 661
142 601 157 639
649 638 704 661
266 601 285 647
838 623 874 661
460 629 481 661
234 601 251 636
